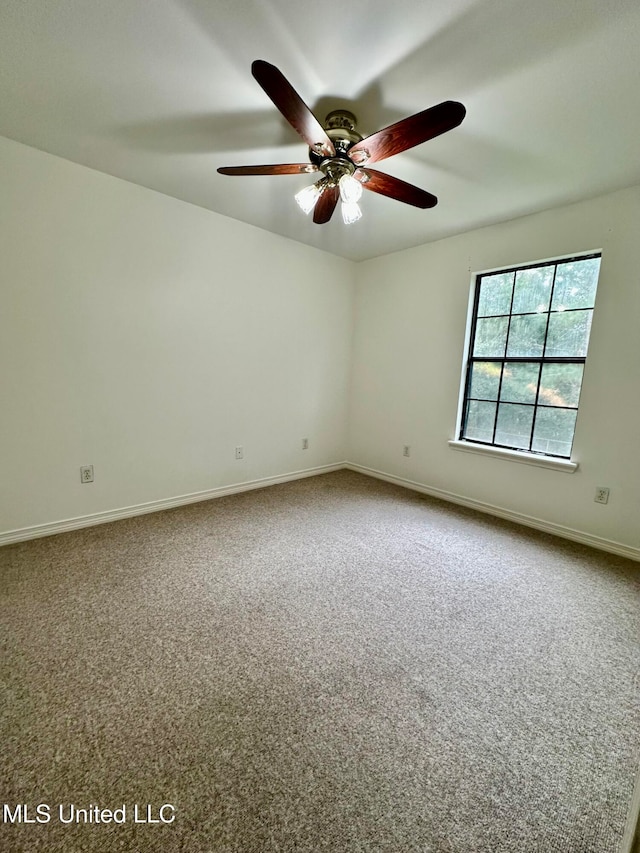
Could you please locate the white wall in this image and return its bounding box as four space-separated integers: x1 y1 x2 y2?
2 135 638 556
349 185 640 554
0 137 354 535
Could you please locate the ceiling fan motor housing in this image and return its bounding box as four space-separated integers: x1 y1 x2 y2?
309 110 364 182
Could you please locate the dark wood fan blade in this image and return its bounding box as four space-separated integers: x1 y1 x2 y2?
217 164 318 176
358 169 437 208
348 101 466 165
252 60 335 157
313 184 339 224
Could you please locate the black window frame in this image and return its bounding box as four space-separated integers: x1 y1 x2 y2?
459 252 601 460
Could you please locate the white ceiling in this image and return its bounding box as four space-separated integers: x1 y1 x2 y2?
1 0 639 262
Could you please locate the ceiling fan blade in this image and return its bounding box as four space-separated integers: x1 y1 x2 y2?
217 164 318 176
348 101 466 166
313 184 339 224
251 60 335 157
358 169 437 208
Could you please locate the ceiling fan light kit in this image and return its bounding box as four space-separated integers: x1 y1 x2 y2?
294 181 323 215
218 61 466 226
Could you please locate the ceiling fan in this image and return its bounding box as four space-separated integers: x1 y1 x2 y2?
218 60 466 225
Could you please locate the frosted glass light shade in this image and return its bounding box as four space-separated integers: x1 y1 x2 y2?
338 173 363 204
295 183 321 214
341 201 362 224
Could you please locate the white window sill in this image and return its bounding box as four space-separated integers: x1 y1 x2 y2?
448 440 578 472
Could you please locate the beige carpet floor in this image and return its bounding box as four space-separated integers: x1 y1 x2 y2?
1 470 639 852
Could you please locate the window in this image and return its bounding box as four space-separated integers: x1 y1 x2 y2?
458 253 601 460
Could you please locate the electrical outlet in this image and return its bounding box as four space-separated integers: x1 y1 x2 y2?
302 438 309 450
80 465 94 483
594 486 609 504
403 445 411 457
235 446 244 460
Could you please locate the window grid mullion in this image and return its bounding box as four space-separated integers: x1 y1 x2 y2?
528 361 545 452
491 271 516 445
468 356 586 365
465 401 579 414
475 305 595 321
459 275 485 440
541 262 559 359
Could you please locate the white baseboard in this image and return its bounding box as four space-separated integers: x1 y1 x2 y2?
346 463 640 562
0 463 346 547
3 462 639 561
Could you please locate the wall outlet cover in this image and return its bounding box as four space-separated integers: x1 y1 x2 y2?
80 465 94 483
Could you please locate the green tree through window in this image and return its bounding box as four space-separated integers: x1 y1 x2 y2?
459 254 601 458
